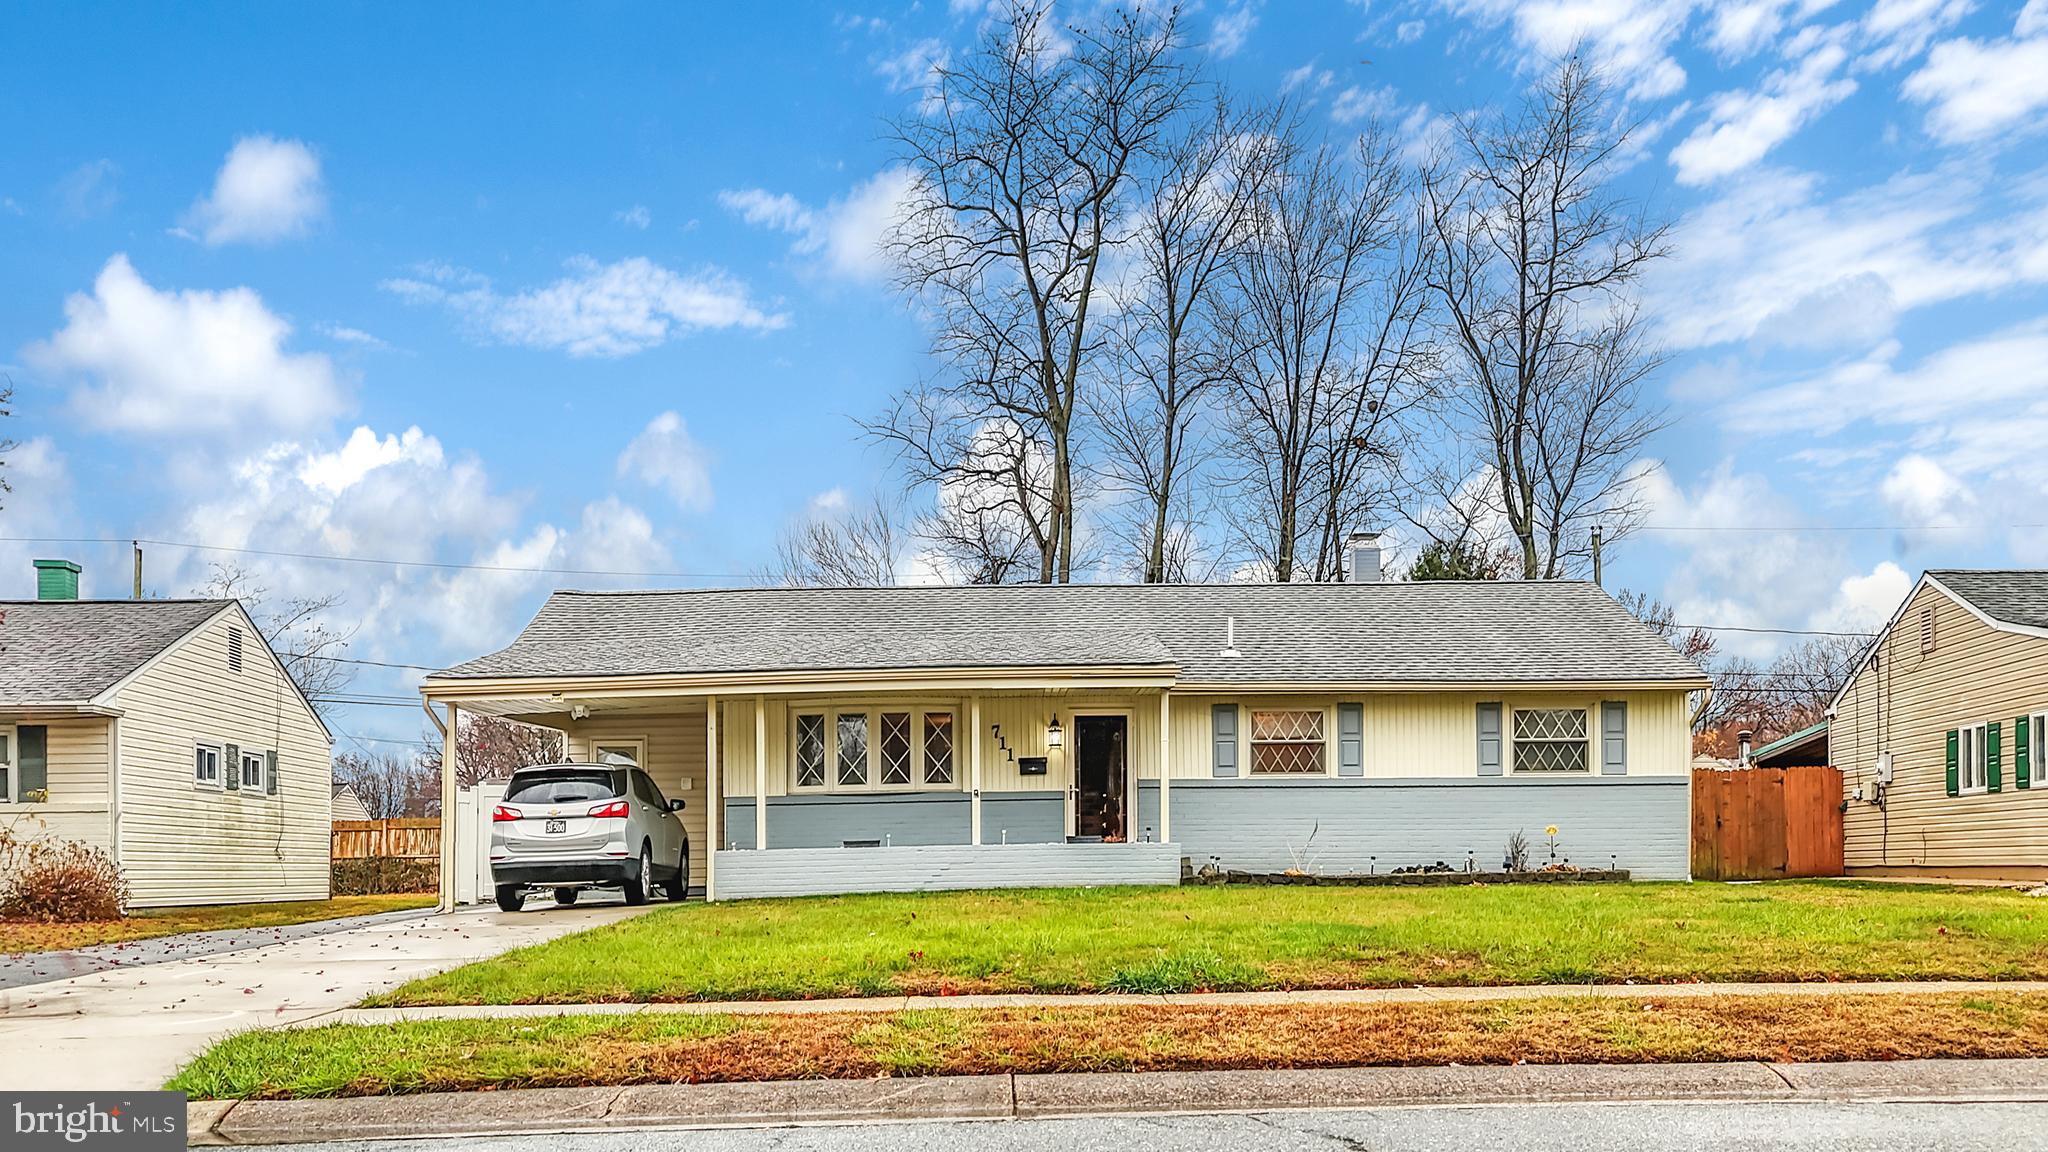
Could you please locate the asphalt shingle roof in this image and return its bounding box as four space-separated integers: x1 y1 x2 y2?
0 600 228 704
433 582 1707 686
1928 570 2048 632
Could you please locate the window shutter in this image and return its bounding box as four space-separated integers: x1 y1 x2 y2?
1337 703 1363 777
2015 718 2031 790
1211 704 1238 778
266 750 279 796
18 725 48 800
1600 701 1628 775
1477 703 1503 777
1945 729 1959 796
1988 721 2003 793
224 742 241 791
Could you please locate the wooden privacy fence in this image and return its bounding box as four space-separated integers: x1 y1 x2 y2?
332 818 441 861
1691 766 1844 881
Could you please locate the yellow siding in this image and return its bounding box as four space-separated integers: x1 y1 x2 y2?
1836 581 2048 871
110 607 332 907
565 708 708 886
0 717 114 855
717 688 1695 796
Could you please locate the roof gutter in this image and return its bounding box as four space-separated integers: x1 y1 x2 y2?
421 664 1183 702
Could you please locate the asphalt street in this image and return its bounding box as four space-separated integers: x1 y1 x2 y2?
249 1099 2048 1152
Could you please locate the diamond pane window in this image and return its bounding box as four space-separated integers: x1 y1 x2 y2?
795 714 827 788
836 713 869 786
1249 708 1325 775
1511 708 1589 773
923 712 955 785
879 712 913 786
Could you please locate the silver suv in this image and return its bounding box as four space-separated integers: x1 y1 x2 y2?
490 763 689 911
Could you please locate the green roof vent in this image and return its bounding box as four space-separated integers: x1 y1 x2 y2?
33 559 82 601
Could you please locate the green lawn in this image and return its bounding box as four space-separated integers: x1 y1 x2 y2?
369 881 2048 1005
0 893 435 955
170 993 2048 1098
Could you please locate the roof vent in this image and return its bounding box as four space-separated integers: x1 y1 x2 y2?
1220 615 1241 659
33 559 81 602
1346 533 1382 583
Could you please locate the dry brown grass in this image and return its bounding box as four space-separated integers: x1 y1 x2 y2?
0 893 435 954
171 992 2048 1099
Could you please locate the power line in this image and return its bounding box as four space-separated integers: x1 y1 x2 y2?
1674 622 1874 638
1637 523 2048 534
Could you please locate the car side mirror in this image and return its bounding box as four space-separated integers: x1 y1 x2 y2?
668 799 686 812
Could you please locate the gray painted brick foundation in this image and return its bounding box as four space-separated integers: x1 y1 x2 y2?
721 792 1063 850
713 842 1182 899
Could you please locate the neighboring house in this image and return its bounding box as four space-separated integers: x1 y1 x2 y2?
421 551 1709 902
331 782 371 821
1750 721 1829 769
1832 569 2048 881
0 560 333 907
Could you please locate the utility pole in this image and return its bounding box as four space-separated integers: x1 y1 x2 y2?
132 541 143 599
1590 526 1603 587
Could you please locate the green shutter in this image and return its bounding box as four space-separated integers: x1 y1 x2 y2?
18 725 48 801
1989 722 2003 793
1946 729 1959 796
2017 717 2032 790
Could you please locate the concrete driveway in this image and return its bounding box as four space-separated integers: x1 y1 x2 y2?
0 900 657 1091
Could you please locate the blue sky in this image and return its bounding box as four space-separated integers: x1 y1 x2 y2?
3 0 2047 753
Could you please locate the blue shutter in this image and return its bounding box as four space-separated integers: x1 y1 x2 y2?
1211 704 1239 778
1337 703 1364 777
1477 703 1503 777
1600 701 1628 775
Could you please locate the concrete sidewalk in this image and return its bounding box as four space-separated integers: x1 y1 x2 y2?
0 902 656 1091
310 978 2048 1027
189 1057 2048 1145
0 905 437 991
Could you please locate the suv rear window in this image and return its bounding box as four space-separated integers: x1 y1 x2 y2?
505 769 622 804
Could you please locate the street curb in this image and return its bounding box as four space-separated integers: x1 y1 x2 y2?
187 1057 2048 1145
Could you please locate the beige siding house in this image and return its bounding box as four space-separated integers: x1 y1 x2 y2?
1833 569 2048 881
0 579 333 908
424 561 1709 904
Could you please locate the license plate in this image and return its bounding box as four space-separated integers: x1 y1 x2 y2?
545 818 567 834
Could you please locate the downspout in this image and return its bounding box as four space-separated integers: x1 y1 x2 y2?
108 716 122 871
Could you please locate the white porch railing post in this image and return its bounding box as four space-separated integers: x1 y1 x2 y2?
1159 690 1172 844
438 701 458 912
969 695 983 846
705 694 719 901
754 694 768 851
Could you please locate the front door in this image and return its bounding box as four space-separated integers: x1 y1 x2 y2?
1072 715 1128 841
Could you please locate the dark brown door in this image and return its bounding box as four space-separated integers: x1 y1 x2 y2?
1072 716 1127 840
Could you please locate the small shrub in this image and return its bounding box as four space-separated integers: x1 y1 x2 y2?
332 858 438 896
0 837 128 922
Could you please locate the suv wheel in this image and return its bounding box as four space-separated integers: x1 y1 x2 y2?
623 845 652 905
494 884 524 913
667 847 690 901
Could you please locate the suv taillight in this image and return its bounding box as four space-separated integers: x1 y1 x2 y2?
589 800 630 819
492 805 520 822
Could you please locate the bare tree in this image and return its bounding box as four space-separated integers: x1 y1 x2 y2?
916 476 1039 584
332 751 438 819
1422 55 1669 580
1091 96 1269 582
0 378 15 511
876 3 1190 583
1701 634 1868 748
193 562 358 709
1614 588 1717 664
421 714 566 788
1216 123 1435 581
768 494 904 587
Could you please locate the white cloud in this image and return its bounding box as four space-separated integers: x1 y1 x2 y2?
1705 0 1792 58
1860 0 1975 68
1751 271 1899 351
28 254 345 434
1668 35 1857 183
1331 84 1400 124
875 37 949 95
1438 0 1693 99
1397 19 1426 42
810 487 850 512
55 160 117 219
718 169 917 280
1902 16 2048 144
0 439 77 597
1736 321 2048 436
318 323 387 348
1211 2 1257 56
382 256 785 357
1879 453 1974 524
1281 61 1334 94
183 136 325 246
614 205 652 229
1817 561 1914 633
616 411 713 511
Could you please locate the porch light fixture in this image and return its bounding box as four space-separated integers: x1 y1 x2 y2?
1045 717 1064 751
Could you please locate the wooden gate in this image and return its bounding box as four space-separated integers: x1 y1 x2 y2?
332 818 441 861
1691 766 1844 881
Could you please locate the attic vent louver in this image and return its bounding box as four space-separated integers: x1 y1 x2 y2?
228 626 245 672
